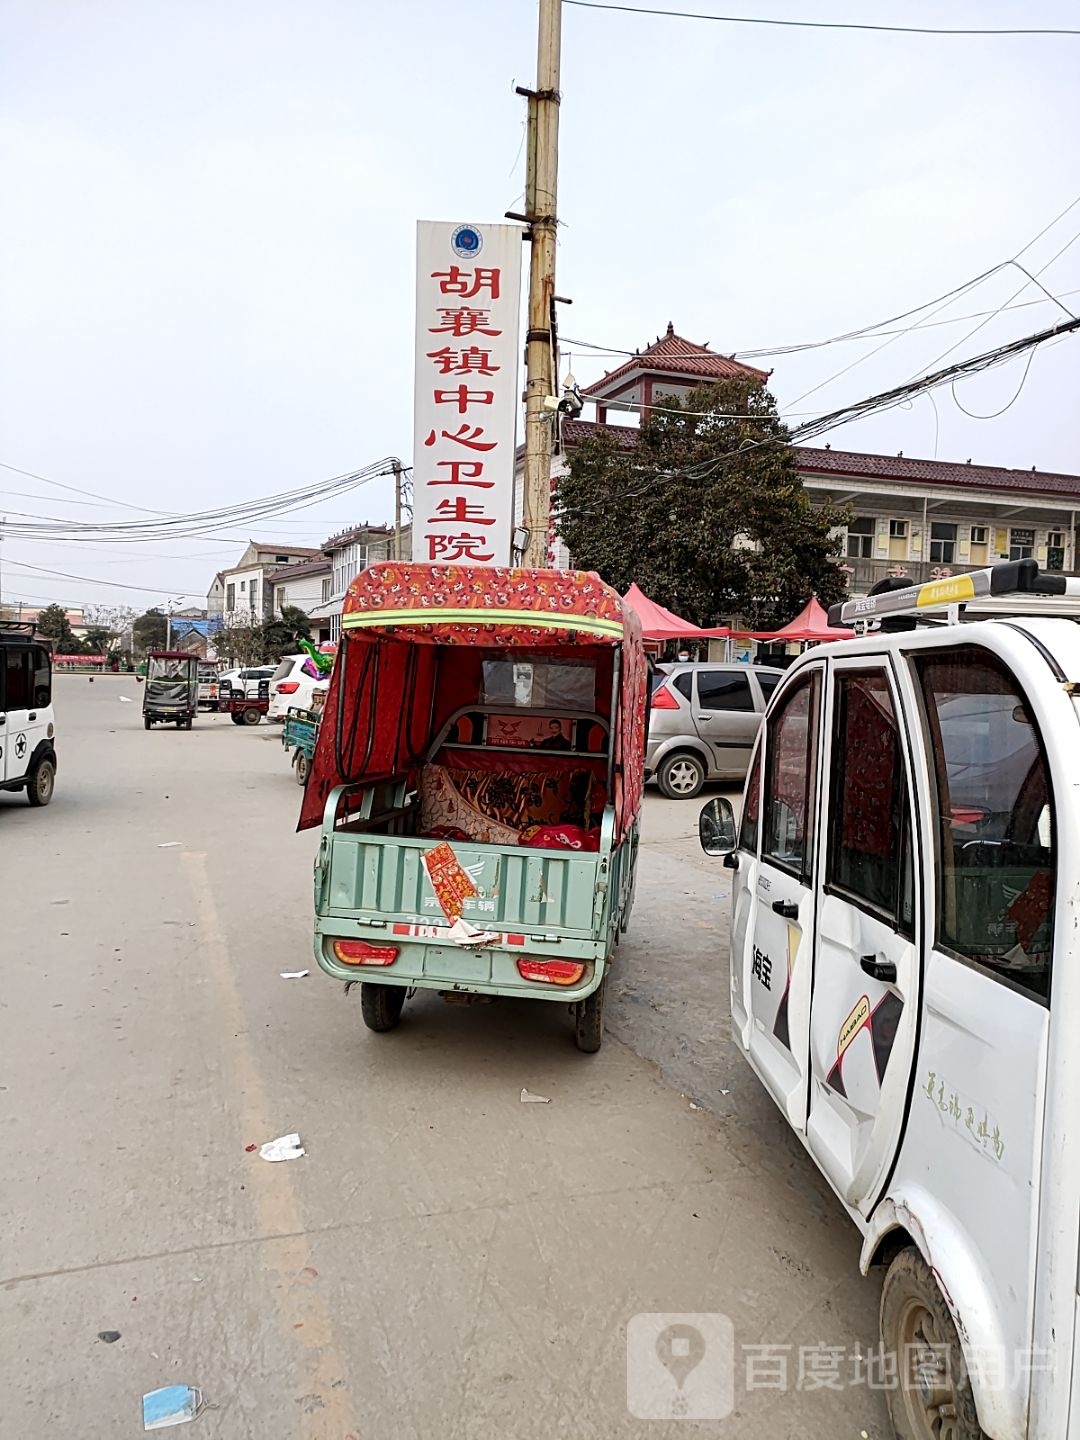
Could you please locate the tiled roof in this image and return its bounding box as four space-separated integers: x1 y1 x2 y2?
795 446 1080 500
557 420 1080 501
581 322 770 397
321 523 393 552
270 556 332 582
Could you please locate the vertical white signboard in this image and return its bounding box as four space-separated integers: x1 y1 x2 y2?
413 222 522 566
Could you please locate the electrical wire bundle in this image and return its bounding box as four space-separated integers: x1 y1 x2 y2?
0 458 404 544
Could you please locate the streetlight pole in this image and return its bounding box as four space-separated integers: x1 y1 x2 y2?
518 0 562 569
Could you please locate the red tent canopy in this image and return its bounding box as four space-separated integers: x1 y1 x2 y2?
622 584 723 641
760 595 854 642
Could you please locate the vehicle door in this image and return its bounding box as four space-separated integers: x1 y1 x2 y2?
692 668 762 779
902 644 1055 1429
2 645 50 785
805 658 920 1208
741 665 824 1129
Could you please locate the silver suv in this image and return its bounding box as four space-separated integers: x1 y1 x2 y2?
646 662 784 799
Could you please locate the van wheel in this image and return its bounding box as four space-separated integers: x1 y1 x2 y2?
27 759 55 807
574 978 606 1053
295 752 310 786
242 707 262 726
880 1247 982 1440
360 983 406 1033
657 751 706 800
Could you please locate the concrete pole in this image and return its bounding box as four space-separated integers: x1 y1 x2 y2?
521 0 562 570
392 459 403 562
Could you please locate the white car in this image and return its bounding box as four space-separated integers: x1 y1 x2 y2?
268 654 328 721
218 665 277 700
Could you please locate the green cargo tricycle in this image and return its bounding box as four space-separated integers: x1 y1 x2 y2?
297 562 647 1051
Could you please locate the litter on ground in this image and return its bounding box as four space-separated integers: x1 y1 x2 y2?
280 970 309 979
520 1088 551 1104
259 1132 305 1162
142 1384 203 1429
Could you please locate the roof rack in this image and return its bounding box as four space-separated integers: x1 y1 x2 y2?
828 559 1080 632
0 619 37 638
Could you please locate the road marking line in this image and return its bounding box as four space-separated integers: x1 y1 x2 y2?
182 850 360 1440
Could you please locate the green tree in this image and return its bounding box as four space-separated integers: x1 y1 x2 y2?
84 626 115 654
132 608 168 654
554 380 849 629
258 605 312 662
36 604 84 653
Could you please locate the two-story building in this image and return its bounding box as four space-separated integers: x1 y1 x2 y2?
220 541 322 626
527 322 1080 599
307 523 411 641
270 556 333 632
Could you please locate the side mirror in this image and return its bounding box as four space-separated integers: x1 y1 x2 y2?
699 796 737 856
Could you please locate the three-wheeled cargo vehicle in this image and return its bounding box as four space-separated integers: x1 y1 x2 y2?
142 651 198 730
218 678 269 725
700 560 1080 1440
0 621 56 806
282 695 324 786
299 563 646 1051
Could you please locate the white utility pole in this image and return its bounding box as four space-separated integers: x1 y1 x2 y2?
518 0 562 569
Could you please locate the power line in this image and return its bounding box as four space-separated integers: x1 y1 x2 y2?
3 558 202 598
563 0 1080 37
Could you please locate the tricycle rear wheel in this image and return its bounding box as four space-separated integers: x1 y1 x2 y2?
360 982 406 1032
230 712 244 725
574 977 606 1053
144 716 152 730
295 751 310 786
242 706 262 726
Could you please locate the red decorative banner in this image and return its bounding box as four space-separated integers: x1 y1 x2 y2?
421 841 479 923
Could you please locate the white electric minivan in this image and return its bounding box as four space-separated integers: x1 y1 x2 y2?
700 561 1080 1440
0 623 56 806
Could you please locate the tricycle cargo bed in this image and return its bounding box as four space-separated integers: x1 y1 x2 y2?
320 831 609 942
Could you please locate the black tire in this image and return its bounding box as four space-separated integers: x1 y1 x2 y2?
231 712 244 725
27 758 55 808
242 706 262 726
657 750 706 800
359 982 406 1032
880 1246 982 1440
295 751 310 787
184 717 193 730
144 716 152 730
574 977 606 1053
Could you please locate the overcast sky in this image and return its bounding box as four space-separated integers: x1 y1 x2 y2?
2 0 1078 613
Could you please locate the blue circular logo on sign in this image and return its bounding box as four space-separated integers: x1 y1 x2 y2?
451 225 483 258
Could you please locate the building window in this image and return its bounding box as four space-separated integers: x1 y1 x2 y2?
889 520 908 540
970 526 988 546
239 580 246 592
275 555 290 564
929 522 957 564
1009 528 1035 561
249 581 259 610
226 585 235 611
1047 530 1066 548
322 576 333 603
846 517 875 560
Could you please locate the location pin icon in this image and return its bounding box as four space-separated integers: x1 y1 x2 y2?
656 1323 706 1391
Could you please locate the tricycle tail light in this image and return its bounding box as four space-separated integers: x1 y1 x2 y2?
332 939 399 966
516 958 585 986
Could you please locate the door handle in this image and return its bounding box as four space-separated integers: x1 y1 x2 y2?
28 713 37 721
860 955 897 983
772 900 799 919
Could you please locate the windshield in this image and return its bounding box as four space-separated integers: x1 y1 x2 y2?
482 659 596 710
149 656 191 681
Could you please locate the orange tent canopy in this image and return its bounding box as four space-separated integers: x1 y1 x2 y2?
622 584 725 641
760 595 854 642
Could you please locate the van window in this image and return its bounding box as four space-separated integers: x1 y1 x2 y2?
827 672 910 924
740 741 763 852
32 646 51 708
697 670 753 712
914 647 1053 1000
762 671 819 879
4 649 32 710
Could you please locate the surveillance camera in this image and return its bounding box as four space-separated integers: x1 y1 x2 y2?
557 391 583 418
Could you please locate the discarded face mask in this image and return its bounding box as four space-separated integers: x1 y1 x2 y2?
142 1385 203 1429
259 1132 305 1162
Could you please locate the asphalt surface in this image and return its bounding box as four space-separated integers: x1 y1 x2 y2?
0 676 890 1438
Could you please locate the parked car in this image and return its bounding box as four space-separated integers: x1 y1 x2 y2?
646 662 783 799
267 655 329 721
217 666 276 703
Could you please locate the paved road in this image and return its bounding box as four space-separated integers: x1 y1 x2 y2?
1 677 890 1438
